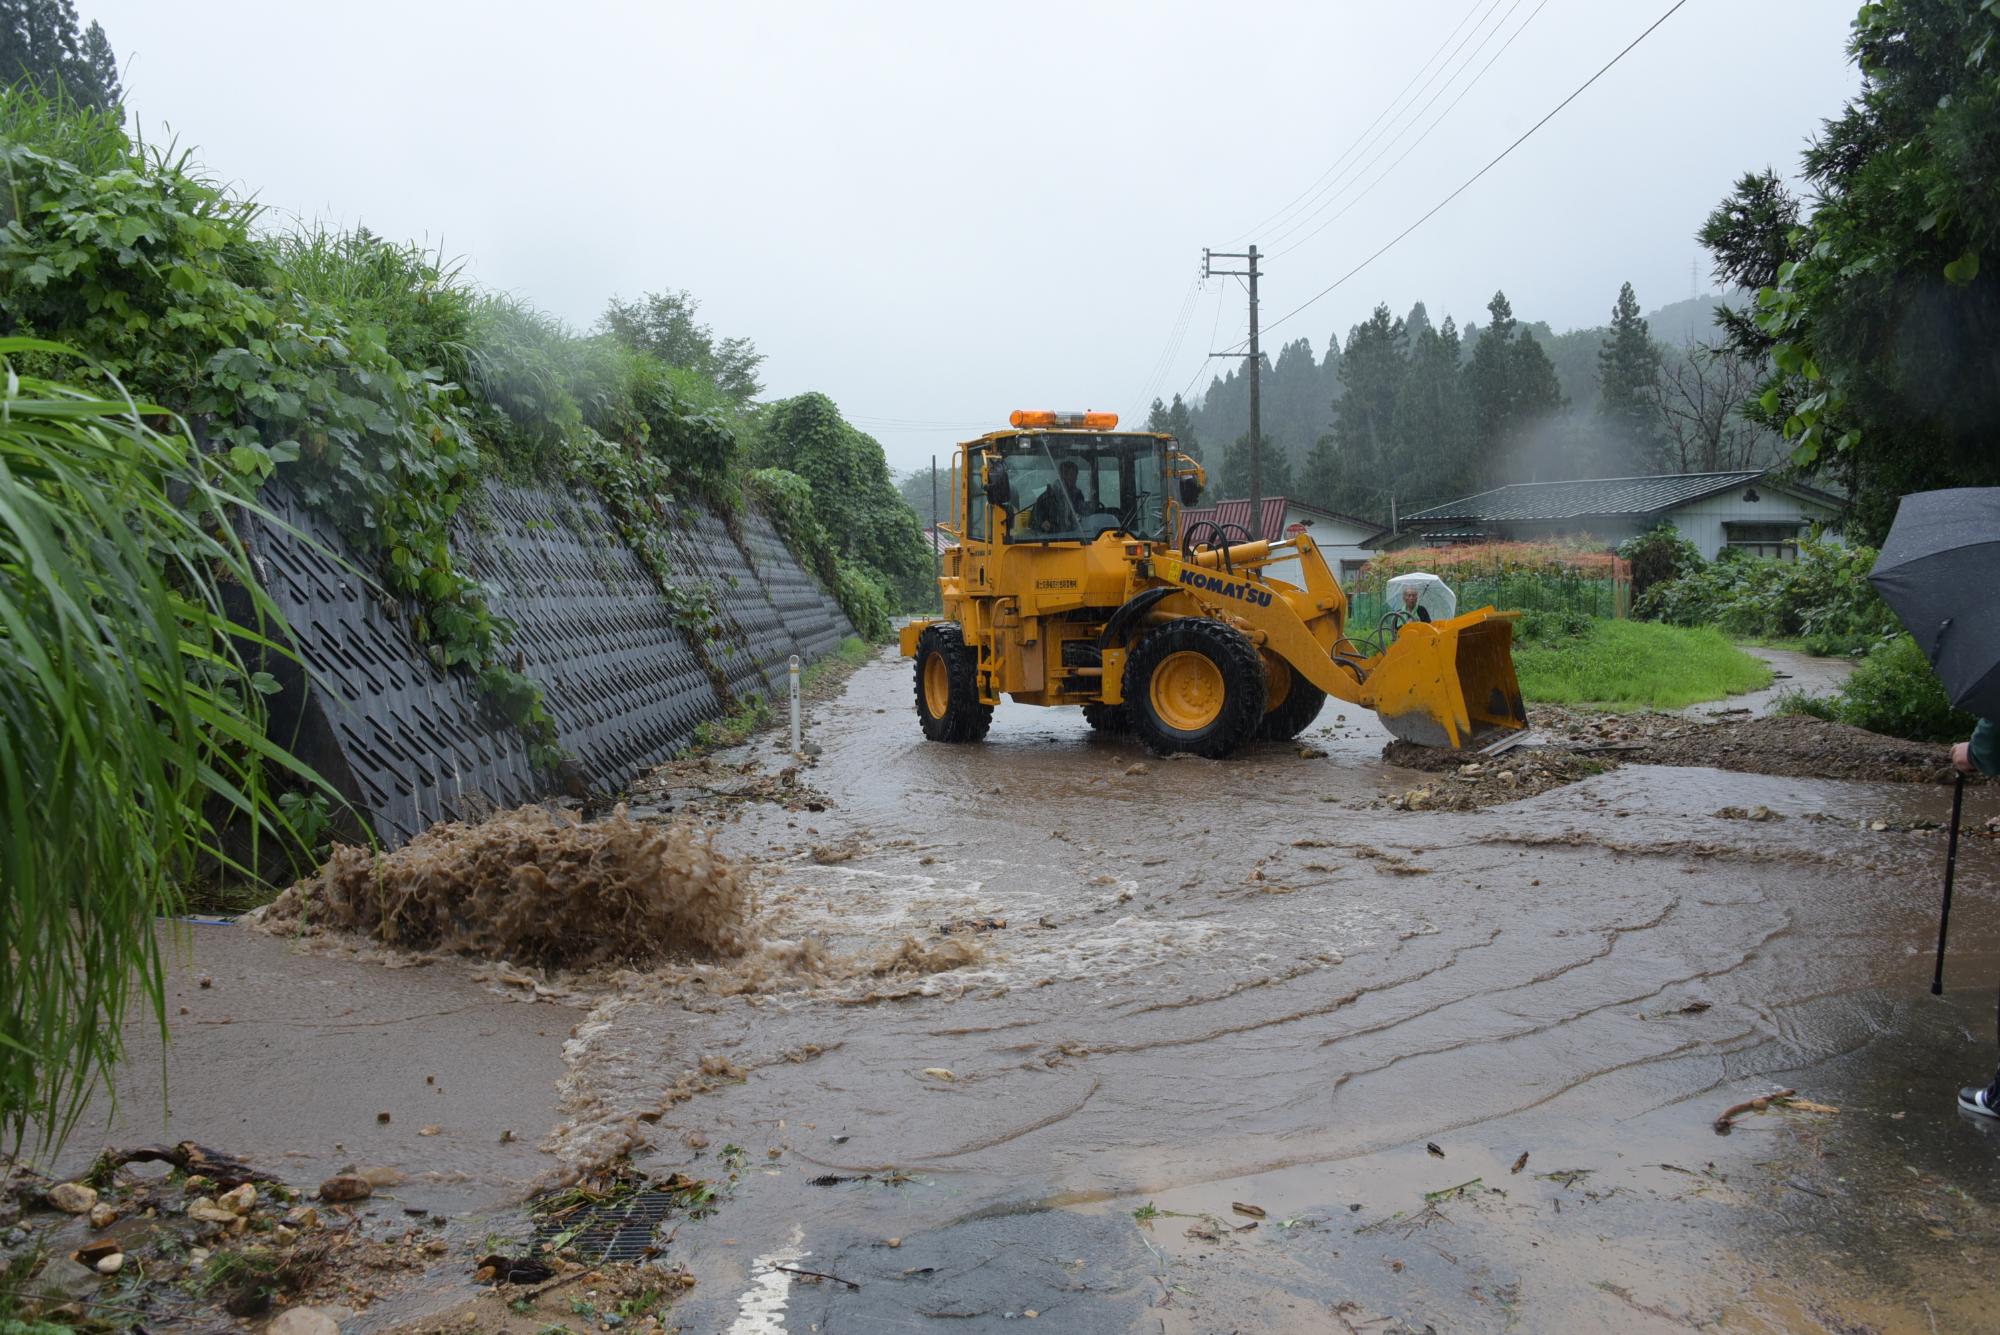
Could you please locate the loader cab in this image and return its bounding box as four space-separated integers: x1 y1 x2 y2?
954 411 1198 553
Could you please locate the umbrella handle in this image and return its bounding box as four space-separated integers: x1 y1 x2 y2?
1934 772 1966 996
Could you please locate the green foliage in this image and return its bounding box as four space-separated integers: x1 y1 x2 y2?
686 692 773 753
746 467 891 641
0 341 319 1150
749 392 931 614
1221 432 1293 498
1596 281 1664 469
1701 1 2000 542
835 559 895 643
1785 634 1976 742
1144 392 1202 462
1 0 121 115
1617 523 1704 604
1514 619 1771 710
0 91 805 776
1639 538 1898 655
601 288 764 404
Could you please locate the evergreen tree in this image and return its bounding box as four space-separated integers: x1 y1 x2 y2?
1222 433 1293 498
1166 392 1200 462
1391 315 1474 509
0 0 120 115
1323 305 1409 516
1468 291 1568 481
1596 281 1664 471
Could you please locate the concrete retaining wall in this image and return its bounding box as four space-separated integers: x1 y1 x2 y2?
249 480 853 847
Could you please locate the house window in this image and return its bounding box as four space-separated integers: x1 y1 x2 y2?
1723 521 1803 560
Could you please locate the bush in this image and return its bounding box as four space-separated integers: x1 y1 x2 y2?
1639 538 1898 655
1788 634 1976 742
1617 524 1703 604
1514 607 1594 644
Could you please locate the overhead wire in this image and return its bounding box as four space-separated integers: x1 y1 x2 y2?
1230 0 1492 245
1215 0 1691 359
1266 0 1542 257
1169 278 1235 409
1262 0 1522 254
1131 273 1204 414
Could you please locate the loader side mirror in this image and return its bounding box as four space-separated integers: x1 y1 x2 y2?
986 458 1013 508
1179 476 1202 507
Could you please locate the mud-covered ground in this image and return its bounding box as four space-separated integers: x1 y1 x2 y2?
26 645 2000 1334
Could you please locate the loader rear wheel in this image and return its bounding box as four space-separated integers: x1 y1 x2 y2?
1257 659 1327 741
913 624 992 743
1082 703 1131 735
1124 619 1266 758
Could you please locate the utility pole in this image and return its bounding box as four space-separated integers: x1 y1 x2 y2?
1203 245 1262 527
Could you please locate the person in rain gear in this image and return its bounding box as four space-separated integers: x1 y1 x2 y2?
1400 584 1432 623
1951 718 2000 1118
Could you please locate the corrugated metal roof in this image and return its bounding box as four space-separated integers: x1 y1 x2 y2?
1401 472 1768 523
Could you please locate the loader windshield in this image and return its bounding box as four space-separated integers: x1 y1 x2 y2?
998 434 1168 544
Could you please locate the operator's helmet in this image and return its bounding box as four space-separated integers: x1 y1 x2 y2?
1384 571 1456 621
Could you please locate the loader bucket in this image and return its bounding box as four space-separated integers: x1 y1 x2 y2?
1368 610 1527 750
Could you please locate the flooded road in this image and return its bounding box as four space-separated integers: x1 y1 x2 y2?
49 645 1996 1332
551 647 2000 1333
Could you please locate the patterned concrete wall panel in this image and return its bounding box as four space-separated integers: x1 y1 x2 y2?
249 485 542 846
251 482 852 847
738 510 851 665
660 506 793 701
452 484 722 794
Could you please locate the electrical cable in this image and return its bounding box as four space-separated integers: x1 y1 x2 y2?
1216 0 1691 357
1267 0 1544 257
1232 0 1492 244
1263 0 1522 254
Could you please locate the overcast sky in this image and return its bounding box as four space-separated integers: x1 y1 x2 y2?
93 0 1860 475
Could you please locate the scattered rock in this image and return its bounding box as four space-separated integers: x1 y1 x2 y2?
283 1205 322 1230
267 1307 341 1335
30 1255 101 1303
87 1202 117 1230
187 1198 239 1224
318 1174 373 1203
218 1182 258 1215
1124 762 1149 776
920 1067 956 1081
46 1182 97 1215
94 1252 124 1276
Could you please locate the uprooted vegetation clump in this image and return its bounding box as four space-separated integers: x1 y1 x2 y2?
265 806 753 966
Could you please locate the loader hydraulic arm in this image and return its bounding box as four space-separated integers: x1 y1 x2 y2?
1150 538 1525 749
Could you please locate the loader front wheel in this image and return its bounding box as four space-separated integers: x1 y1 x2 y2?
1257 659 1327 741
914 624 992 743
1125 620 1266 758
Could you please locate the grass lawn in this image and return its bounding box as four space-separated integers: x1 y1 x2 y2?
1514 619 1772 711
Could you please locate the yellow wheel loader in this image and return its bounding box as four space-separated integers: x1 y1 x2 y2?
899 410 1526 758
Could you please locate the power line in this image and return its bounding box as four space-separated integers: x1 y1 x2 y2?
1271 0 1552 260
1170 278 1233 408
1232 0 1492 245
1132 274 1204 413
1219 0 1691 357
1264 0 1544 255
1263 0 1522 254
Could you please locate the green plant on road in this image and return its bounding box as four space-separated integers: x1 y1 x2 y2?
0 340 315 1150
1513 618 1771 711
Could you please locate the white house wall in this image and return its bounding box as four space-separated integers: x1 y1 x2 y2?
1668 488 1844 560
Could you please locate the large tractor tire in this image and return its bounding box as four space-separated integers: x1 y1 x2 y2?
1082 703 1131 735
1256 657 1327 741
1123 619 1266 758
914 623 993 743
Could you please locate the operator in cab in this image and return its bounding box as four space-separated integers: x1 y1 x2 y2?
1029 459 1087 535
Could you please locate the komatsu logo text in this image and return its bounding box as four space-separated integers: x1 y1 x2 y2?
1177 567 1273 608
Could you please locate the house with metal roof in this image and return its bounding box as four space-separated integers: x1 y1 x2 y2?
1373 470 1845 560
1179 496 1385 585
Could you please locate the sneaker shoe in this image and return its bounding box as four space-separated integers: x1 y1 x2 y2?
1957 1085 2000 1119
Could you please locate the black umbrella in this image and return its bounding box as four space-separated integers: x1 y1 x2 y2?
1869 487 2000 717
1868 487 2000 999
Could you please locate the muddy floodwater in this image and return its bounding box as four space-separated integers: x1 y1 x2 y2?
64 646 2000 1333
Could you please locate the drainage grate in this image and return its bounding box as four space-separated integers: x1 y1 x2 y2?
535 1189 677 1263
